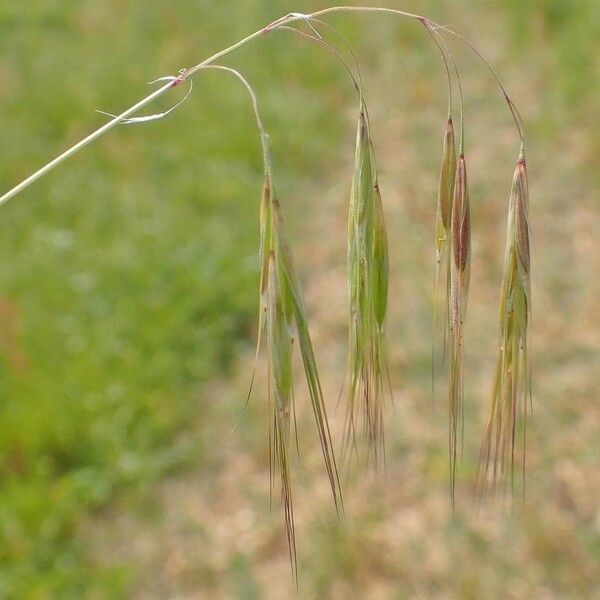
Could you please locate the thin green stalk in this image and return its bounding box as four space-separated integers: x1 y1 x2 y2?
309 6 423 22
432 23 525 146
307 17 365 97
1 7 523 205
275 25 361 94
308 6 522 146
0 12 308 206
0 79 175 206
425 22 465 153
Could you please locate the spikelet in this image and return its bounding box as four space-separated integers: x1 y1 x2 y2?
265 244 296 575
438 119 457 238
271 199 343 515
478 150 531 498
345 105 390 469
432 118 457 395
253 142 342 579
448 153 471 507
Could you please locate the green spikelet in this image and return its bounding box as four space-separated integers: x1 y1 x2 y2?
439 118 457 234
432 118 457 399
252 139 343 578
265 244 296 578
271 199 343 515
345 105 390 469
478 150 531 498
448 153 471 507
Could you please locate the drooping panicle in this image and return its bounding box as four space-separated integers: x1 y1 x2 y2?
448 153 471 507
478 150 531 498
345 104 390 469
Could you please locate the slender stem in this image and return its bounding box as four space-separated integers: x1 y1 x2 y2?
196 65 271 177
308 17 365 100
275 25 360 94
283 20 373 166
310 6 423 22
0 80 174 206
309 6 523 145
426 21 465 154
183 13 306 78
0 13 305 206
434 24 525 145
422 20 453 120
1 7 524 206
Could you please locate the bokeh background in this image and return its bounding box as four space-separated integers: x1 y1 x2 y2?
0 1 598 598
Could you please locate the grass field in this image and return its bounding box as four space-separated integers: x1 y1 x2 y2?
0 1 599 598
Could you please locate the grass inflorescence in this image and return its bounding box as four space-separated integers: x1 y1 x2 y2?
432 117 457 394
478 149 531 498
344 104 390 470
255 141 343 579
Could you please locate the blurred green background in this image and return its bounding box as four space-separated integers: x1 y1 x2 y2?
0 1 598 598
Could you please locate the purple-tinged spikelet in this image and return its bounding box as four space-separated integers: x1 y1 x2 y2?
448 153 471 507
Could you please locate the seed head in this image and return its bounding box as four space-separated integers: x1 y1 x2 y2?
439 118 456 231
515 158 530 274
478 150 532 500
451 155 471 273
345 103 390 469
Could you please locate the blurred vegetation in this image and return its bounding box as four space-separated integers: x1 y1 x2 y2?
0 1 598 598
0 1 348 595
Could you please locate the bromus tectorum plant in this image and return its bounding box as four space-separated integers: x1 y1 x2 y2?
0 5 530 570
478 148 531 499
345 104 390 469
